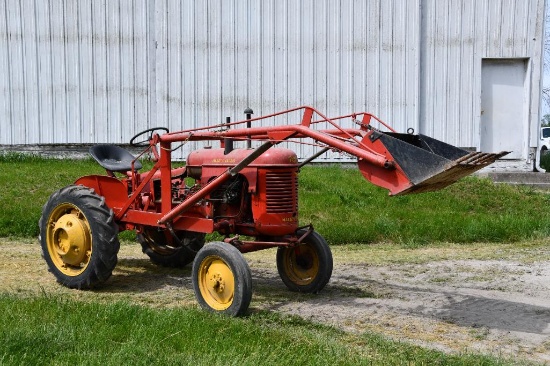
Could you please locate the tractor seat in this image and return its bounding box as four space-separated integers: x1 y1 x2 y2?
89 144 143 173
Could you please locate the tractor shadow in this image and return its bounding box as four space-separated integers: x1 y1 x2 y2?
251 268 550 337
248 267 384 311
98 257 193 294
95 255 550 338
400 284 550 336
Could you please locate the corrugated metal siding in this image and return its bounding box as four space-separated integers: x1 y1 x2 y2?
153 0 421 159
0 0 544 161
419 0 544 151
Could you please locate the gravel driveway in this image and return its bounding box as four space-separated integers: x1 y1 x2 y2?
2 238 549 363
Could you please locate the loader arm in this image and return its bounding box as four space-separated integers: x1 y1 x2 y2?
116 105 507 227
157 106 507 196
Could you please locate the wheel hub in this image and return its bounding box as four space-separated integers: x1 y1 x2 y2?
52 213 91 266
209 273 226 292
284 244 318 285
200 258 235 310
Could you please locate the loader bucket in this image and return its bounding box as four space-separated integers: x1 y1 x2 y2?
358 130 509 196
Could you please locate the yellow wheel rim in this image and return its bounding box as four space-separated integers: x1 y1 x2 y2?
198 256 235 311
283 243 319 286
45 203 92 276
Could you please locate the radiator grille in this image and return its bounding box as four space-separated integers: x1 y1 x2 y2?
265 171 298 213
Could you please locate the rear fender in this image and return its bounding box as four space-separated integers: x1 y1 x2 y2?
75 175 128 211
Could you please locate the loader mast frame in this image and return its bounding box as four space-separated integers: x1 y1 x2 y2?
131 106 387 228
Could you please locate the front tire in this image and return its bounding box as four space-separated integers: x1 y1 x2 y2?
192 242 252 316
276 229 333 293
39 185 120 289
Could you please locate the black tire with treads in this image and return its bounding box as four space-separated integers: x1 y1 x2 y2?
192 242 252 316
276 229 333 293
39 185 120 289
138 228 205 268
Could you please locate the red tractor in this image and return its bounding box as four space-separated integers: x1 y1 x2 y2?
39 106 506 316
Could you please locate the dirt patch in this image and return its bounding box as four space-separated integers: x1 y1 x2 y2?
2 238 549 363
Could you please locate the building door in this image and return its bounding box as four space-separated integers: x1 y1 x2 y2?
480 59 529 159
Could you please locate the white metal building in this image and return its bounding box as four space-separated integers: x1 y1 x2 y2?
0 0 546 166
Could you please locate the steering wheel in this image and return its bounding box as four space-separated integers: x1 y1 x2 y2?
130 127 169 147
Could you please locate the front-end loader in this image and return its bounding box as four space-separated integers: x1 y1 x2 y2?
39 106 507 316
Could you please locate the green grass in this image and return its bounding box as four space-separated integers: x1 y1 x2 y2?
0 153 104 237
0 154 536 365
0 294 512 366
2 153 550 245
299 165 550 245
540 152 550 171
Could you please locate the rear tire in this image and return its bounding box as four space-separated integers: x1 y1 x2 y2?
276 229 333 293
138 228 205 267
192 242 252 316
39 185 120 289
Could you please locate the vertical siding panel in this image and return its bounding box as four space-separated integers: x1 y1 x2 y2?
64 1 81 142
154 0 167 132
234 0 247 116
460 0 476 147
351 0 365 118
339 0 353 116
180 0 198 157
36 1 53 143
298 0 312 157
432 0 448 140
286 1 300 115
181 0 196 131
259 0 271 119
146 0 156 132
21 0 39 143
220 0 236 121
301 0 313 129
208 1 222 125
6 0 25 143
49 0 67 143
446 0 461 145
78 0 94 143
529 0 546 147
471 0 487 149
133 0 149 136
119 0 135 142
273 0 288 114
106 1 121 142
379 0 393 122
195 1 208 126
91 1 107 144
365 0 380 117
501 0 515 56
391 0 406 131
419 0 434 137
513 0 529 56
486 0 502 57
324 0 342 160
247 1 260 117
0 0 11 144
405 0 420 133
166 0 181 131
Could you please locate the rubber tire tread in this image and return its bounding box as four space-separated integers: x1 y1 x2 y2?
138 230 205 268
39 185 120 289
192 242 252 317
276 229 333 293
